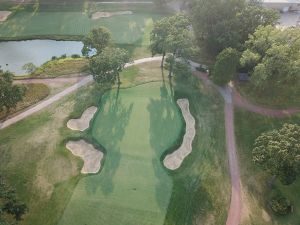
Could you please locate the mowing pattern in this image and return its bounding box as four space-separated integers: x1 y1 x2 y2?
59 82 183 225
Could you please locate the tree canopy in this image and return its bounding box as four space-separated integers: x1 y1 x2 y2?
0 71 25 114
89 47 129 85
252 123 300 185
81 27 111 56
240 25 300 90
189 0 279 56
212 48 240 85
150 13 193 73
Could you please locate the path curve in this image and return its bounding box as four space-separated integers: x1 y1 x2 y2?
0 56 162 129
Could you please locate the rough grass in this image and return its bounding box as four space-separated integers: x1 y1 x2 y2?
31 58 89 78
234 109 300 225
164 75 230 225
0 83 50 120
235 82 300 109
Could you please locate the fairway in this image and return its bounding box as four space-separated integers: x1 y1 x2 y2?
0 10 162 44
59 82 183 225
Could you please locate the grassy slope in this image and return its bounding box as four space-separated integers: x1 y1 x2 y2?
235 109 300 225
235 82 300 109
164 75 230 225
0 83 50 120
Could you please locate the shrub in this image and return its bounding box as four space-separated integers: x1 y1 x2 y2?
51 56 57 61
269 190 291 215
71 54 81 58
60 54 67 59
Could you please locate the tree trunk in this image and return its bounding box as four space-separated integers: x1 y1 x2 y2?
161 52 165 68
267 175 277 188
117 73 121 85
168 53 176 77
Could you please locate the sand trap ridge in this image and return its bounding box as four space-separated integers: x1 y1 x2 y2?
66 140 104 174
0 11 11 22
92 11 132 19
163 99 196 170
67 106 97 131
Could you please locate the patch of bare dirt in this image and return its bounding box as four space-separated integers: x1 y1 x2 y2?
91 11 132 19
67 106 97 131
163 99 195 170
66 140 103 174
0 11 11 22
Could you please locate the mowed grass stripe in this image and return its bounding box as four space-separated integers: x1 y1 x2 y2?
59 82 183 225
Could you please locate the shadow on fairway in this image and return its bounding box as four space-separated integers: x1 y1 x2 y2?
86 91 133 195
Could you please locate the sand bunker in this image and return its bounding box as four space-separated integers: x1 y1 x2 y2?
163 99 196 170
66 140 104 174
0 11 11 22
92 11 132 19
67 106 97 131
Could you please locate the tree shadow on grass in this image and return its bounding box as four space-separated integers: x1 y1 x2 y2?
84 89 133 195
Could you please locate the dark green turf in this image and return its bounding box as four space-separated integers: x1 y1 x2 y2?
59 82 183 225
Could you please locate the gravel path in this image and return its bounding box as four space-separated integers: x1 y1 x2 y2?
0 56 162 129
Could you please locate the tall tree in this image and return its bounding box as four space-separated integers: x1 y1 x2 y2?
212 48 240 85
189 0 278 57
150 13 193 75
252 123 300 185
89 47 129 85
81 27 111 56
0 71 25 115
240 26 300 89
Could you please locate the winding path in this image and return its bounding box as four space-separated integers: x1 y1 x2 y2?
0 56 162 129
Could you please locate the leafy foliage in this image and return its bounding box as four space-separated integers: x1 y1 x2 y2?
189 0 278 56
0 176 28 224
22 63 37 74
150 14 193 72
81 27 111 56
269 189 291 215
90 47 129 85
212 48 240 85
0 71 25 114
253 123 300 185
241 26 300 91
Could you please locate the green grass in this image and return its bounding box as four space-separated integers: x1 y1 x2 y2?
235 82 300 109
234 109 300 225
164 75 230 225
0 7 164 45
31 57 89 78
0 61 230 225
0 83 50 120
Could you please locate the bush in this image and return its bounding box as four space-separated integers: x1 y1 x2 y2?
269 190 291 215
60 54 67 59
51 56 57 61
71 54 81 58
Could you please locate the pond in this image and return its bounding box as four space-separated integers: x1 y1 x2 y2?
0 40 83 75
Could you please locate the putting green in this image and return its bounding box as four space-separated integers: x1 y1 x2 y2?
59 82 183 225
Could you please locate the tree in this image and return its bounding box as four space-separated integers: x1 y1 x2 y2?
189 0 278 56
211 48 240 85
22 63 36 74
150 14 193 75
252 123 300 185
0 176 28 223
81 27 111 56
0 71 25 115
89 47 129 85
241 26 300 90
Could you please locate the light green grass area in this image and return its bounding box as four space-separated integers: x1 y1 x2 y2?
0 9 162 45
235 109 300 225
59 82 183 225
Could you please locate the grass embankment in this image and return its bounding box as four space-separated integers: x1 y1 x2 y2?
0 61 230 225
0 83 50 120
235 82 300 109
235 109 300 225
164 74 230 224
30 58 89 78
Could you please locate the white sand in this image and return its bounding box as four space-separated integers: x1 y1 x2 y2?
67 106 97 131
66 140 104 174
92 11 132 19
0 11 11 22
163 99 196 170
